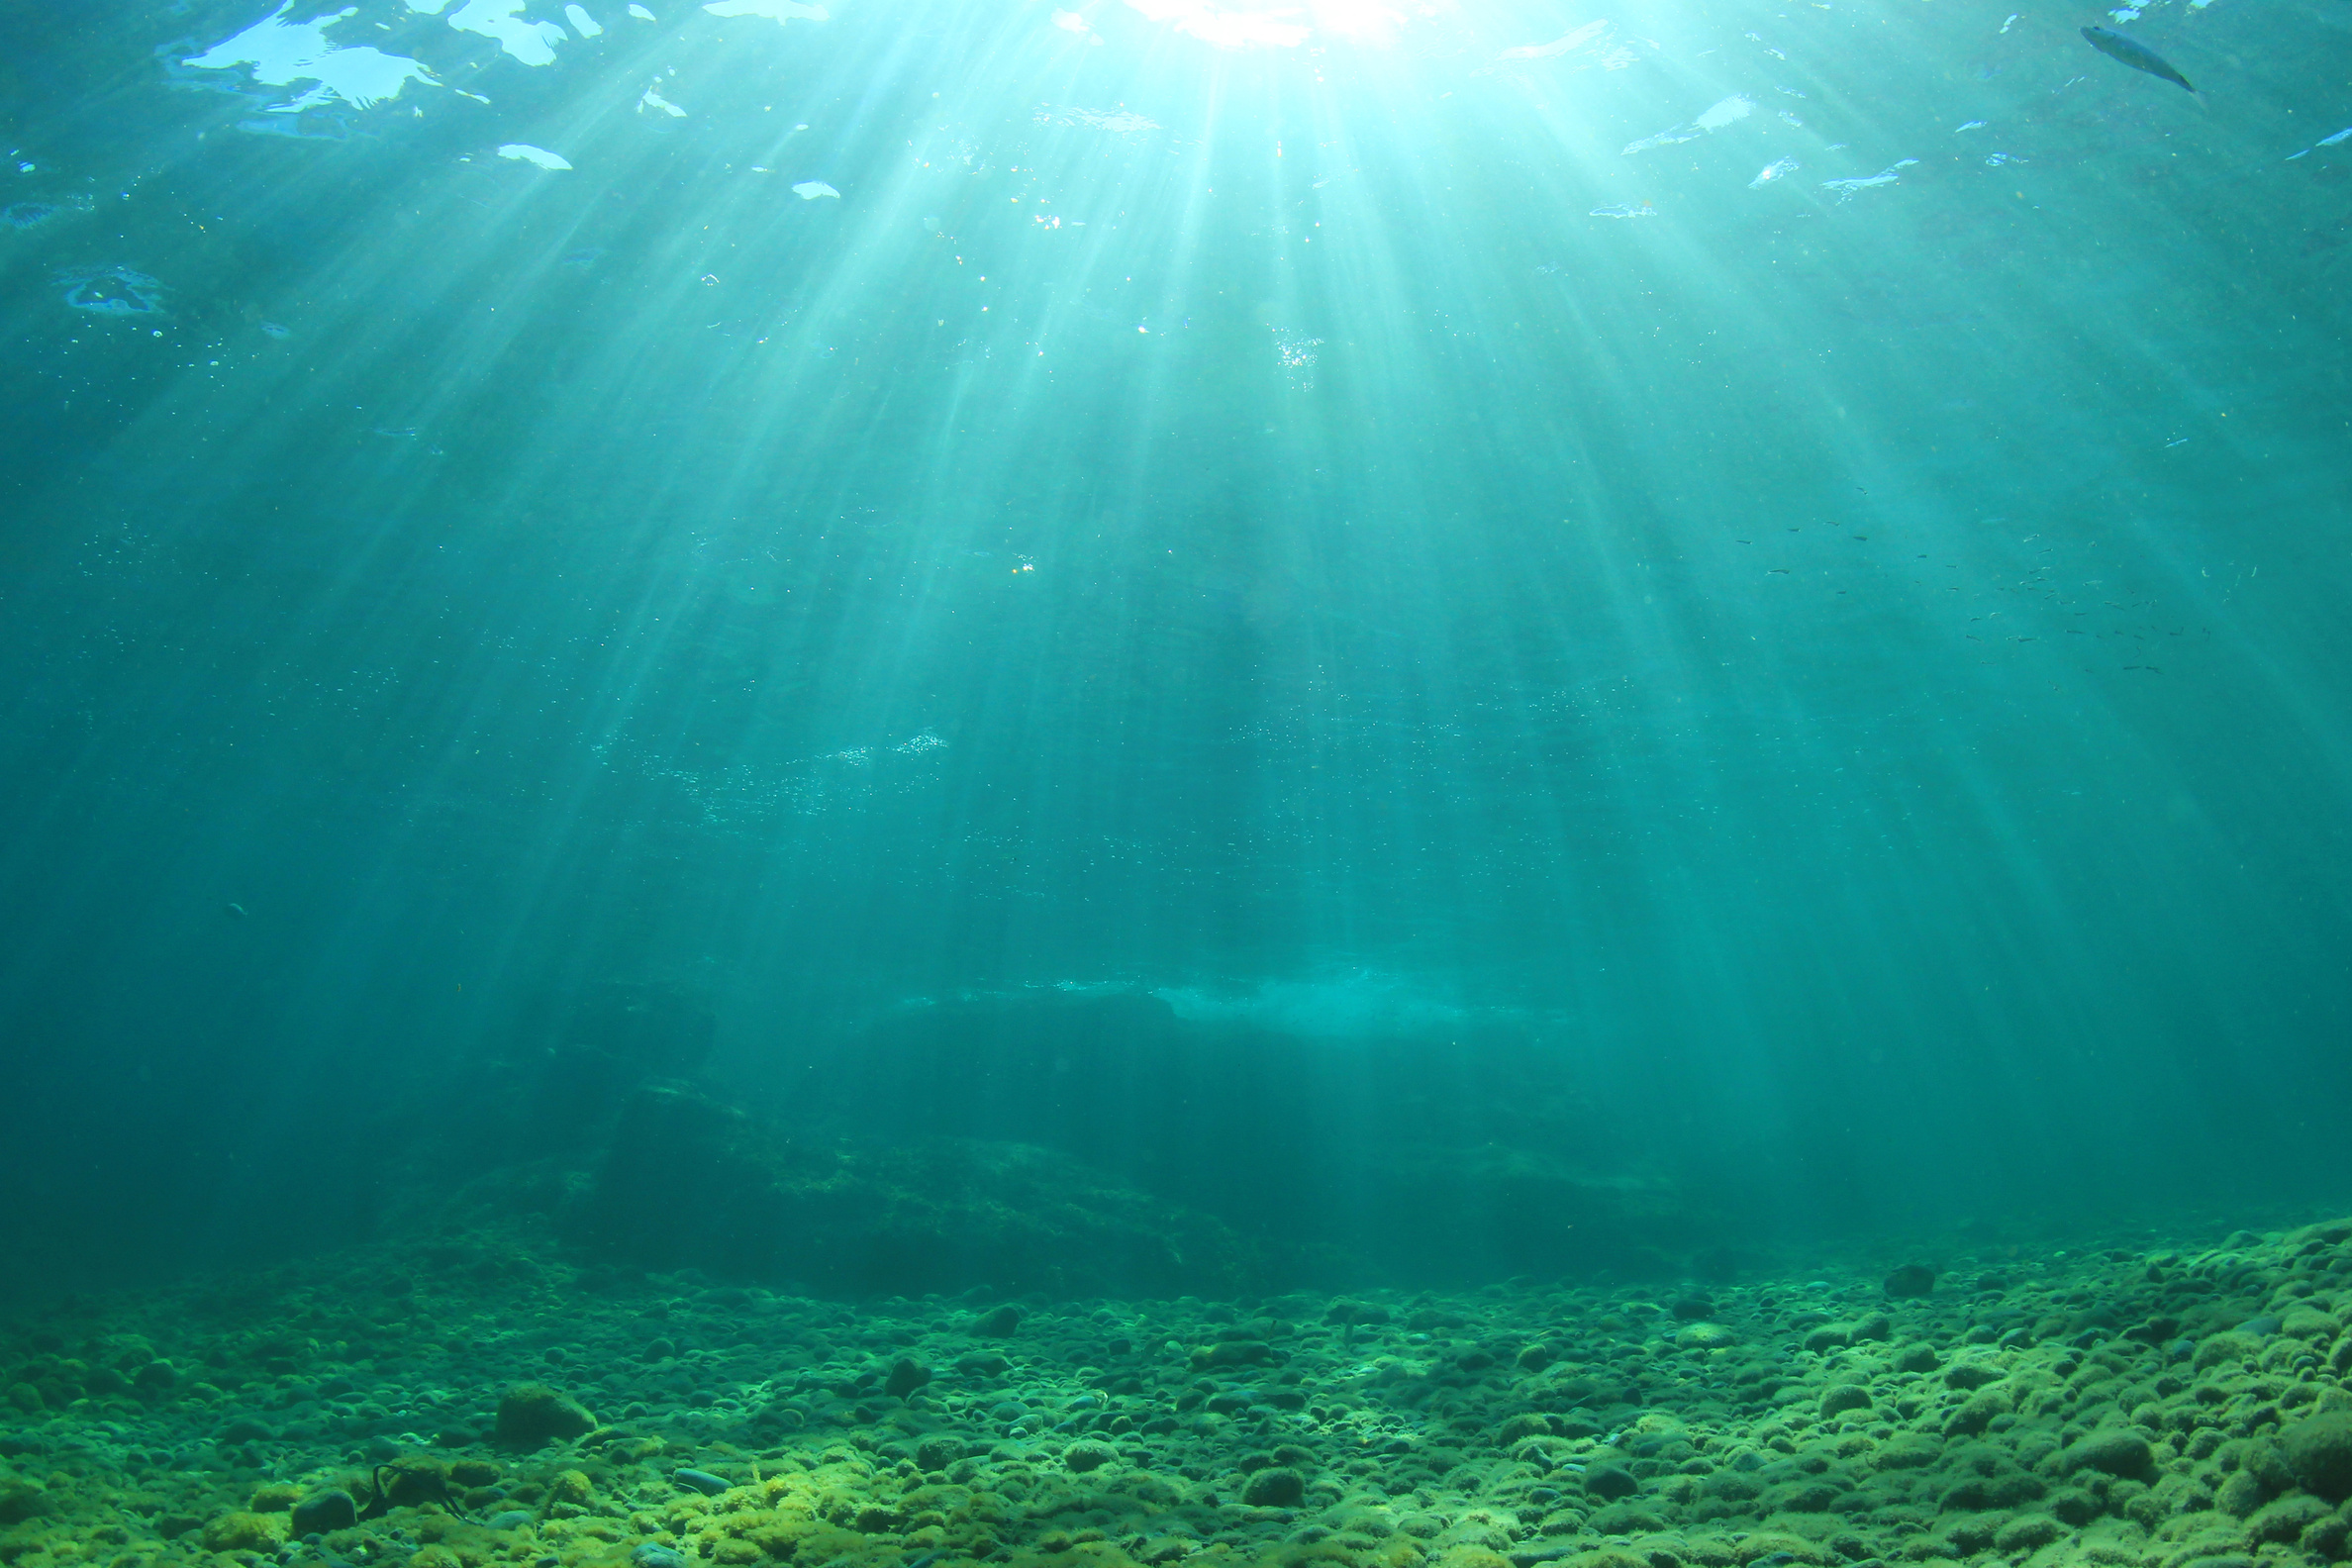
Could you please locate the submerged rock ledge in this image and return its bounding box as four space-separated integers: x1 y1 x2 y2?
2 1217 2350 1568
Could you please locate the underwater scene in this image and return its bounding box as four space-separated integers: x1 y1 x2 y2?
4 1 2352 1568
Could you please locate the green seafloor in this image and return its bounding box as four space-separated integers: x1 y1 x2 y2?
6 0 2352 1565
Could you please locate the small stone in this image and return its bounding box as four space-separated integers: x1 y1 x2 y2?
485 1511 535 1531
289 1492 357 1536
883 1358 931 1401
494 1384 596 1448
971 1306 1024 1338
1677 1323 1737 1350
674 1469 729 1497
1515 1343 1556 1372
1242 1467 1305 1508
1883 1265 1937 1299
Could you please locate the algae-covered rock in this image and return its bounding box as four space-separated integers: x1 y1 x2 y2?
1993 1514 2064 1552
1583 1465 1639 1501
2246 1493 2334 1543
2060 1429 2155 1480
201 1512 287 1551
2281 1305 2340 1340
1946 1387 2010 1436
1242 1467 1305 1507
0 1478 49 1524
2283 1411 2352 1500
2303 1515 2352 1559
972 1306 1024 1338
1884 1265 1937 1299
1063 1440 1117 1473
494 1383 596 1447
1496 1413 1551 1445
2195 1332 2262 1371
290 1491 358 1535
1820 1384 1873 1418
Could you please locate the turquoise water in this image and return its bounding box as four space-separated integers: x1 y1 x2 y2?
1 0 2348 1297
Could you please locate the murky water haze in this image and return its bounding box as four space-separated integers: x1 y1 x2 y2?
1 0 2347 1302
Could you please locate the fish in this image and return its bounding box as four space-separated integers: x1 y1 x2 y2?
2080 27 2195 93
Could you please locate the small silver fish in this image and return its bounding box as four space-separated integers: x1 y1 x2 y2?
2081 26 2195 93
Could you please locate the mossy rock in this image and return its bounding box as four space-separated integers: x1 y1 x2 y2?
1820 1385 1873 1419
494 1383 596 1447
2282 1412 2352 1500
1588 1504 1670 1535
201 1512 287 1552
2059 1430 2155 1481
1732 1535 1828 1565
1495 1413 1551 1445
2245 1493 2333 1544
1875 1435 1943 1471
1993 1515 2066 1552
2194 1333 2261 1372
0 1480 49 1524
1429 1550 1514 1568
